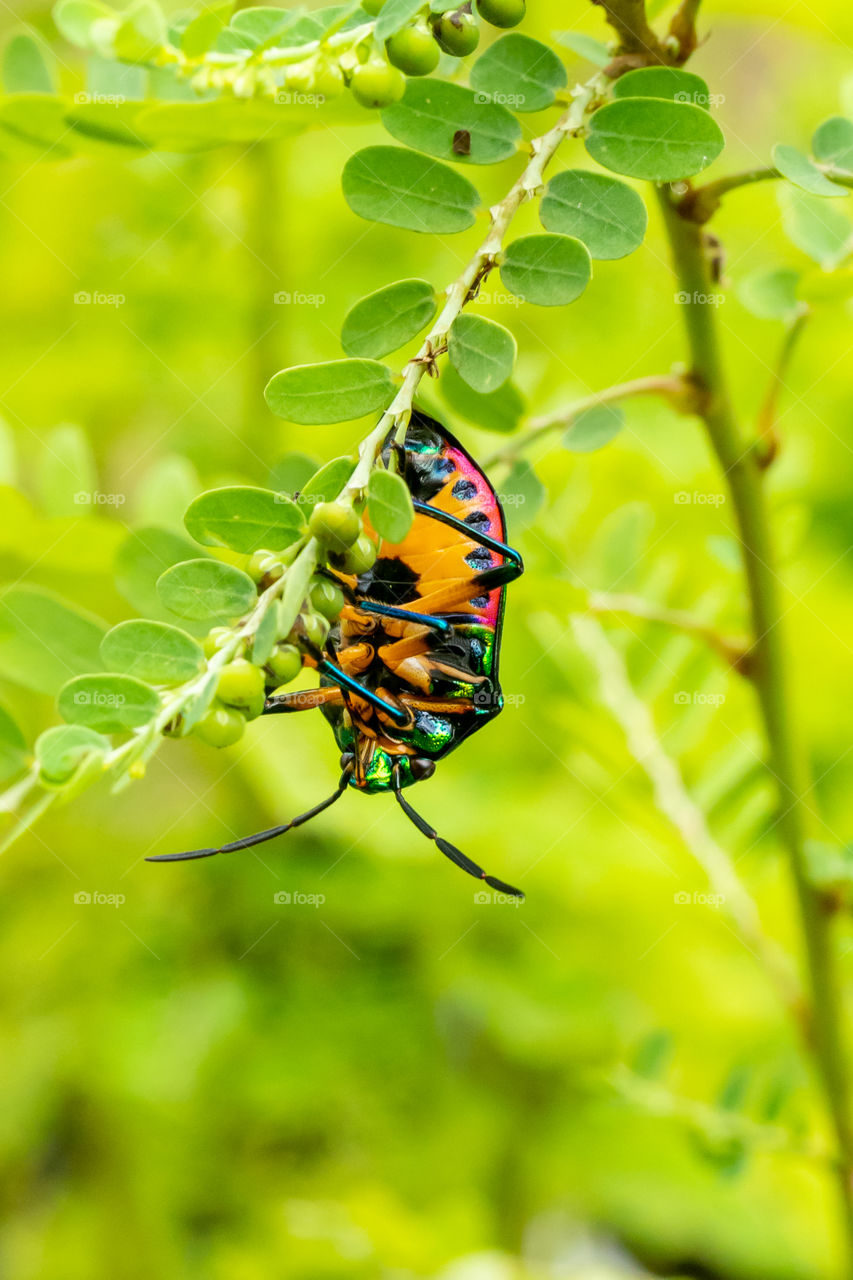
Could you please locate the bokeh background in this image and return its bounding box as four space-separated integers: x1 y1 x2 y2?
1 1 853 1276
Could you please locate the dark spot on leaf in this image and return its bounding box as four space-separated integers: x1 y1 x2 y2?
452 130 471 157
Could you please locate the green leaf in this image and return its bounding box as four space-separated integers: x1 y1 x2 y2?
737 267 801 322
439 366 524 434
500 233 591 306
780 188 853 268
184 485 306 554
251 602 279 666
470 34 567 114
0 585 105 696
563 403 624 452
586 97 725 182
265 359 395 425
367 470 415 543
812 116 853 174
341 279 437 359
181 0 232 58
179 668 218 734
135 454 199 528
3 34 54 93
374 0 424 40
298 457 355 506
0 703 26 783
631 1029 673 1079
278 548 316 639
115 526 209 625
448 314 516 393
772 143 847 197
36 423 98 518
58 673 160 733
156 559 257 622
380 80 522 166
227 6 295 45
100 619 205 685
342 146 480 234
35 724 109 783
612 66 712 109
540 169 647 260
113 0 166 61
554 31 610 67
501 459 544 532
53 0 116 50
268 452 319 495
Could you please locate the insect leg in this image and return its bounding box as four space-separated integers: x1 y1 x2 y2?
393 767 524 899
357 601 451 634
147 770 351 862
411 499 524 583
318 660 408 726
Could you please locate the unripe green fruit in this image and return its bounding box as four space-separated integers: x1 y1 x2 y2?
202 626 232 659
476 0 525 27
386 22 440 75
350 60 406 109
432 9 480 55
313 59 345 99
332 533 378 576
361 0 385 12
308 501 361 552
216 659 266 710
266 643 303 686
246 550 283 584
310 578 346 621
301 612 330 650
193 705 246 748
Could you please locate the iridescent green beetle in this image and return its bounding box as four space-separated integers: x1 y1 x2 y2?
150 412 525 897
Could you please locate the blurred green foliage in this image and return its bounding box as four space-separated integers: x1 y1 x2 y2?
2 1 853 1276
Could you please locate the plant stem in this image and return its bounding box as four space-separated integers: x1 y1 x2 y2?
681 166 853 222
656 185 853 1258
484 372 685 466
756 307 810 467
586 589 750 670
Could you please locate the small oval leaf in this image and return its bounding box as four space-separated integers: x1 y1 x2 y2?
157 558 257 621
367 469 415 543
737 267 801 322
58 673 160 733
772 143 847 198
812 116 853 175
540 169 647 260
381 79 522 166
612 66 712 109
100 619 205 686
342 146 480 233
265 359 395 425
470 33 567 114
586 97 725 182
563 403 624 452
184 485 306 553
500 233 591 306
341 279 437 358
298 456 355 505
35 724 109 782
448 314 516 393
439 365 525 434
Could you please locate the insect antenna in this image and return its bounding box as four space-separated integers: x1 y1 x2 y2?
146 769 351 863
393 773 524 899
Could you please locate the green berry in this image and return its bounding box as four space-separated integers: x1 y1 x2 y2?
308 501 361 552
301 612 330 650
192 705 246 748
350 60 407 109
386 22 440 76
361 0 385 12
310 578 346 621
332 534 378 577
246 550 283 584
266 643 303 686
313 59 345 99
202 626 232 659
432 9 480 55
476 0 525 27
216 659 266 710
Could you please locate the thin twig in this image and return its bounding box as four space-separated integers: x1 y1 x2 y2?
755 308 810 468
587 590 751 671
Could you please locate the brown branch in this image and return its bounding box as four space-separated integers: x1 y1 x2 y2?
592 0 703 74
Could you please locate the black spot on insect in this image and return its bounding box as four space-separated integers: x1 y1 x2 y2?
464 510 490 530
452 479 477 501
362 557 420 606
452 129 471 157
465 548 492 569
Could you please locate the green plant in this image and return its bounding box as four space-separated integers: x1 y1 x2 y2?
3 0 853 1266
